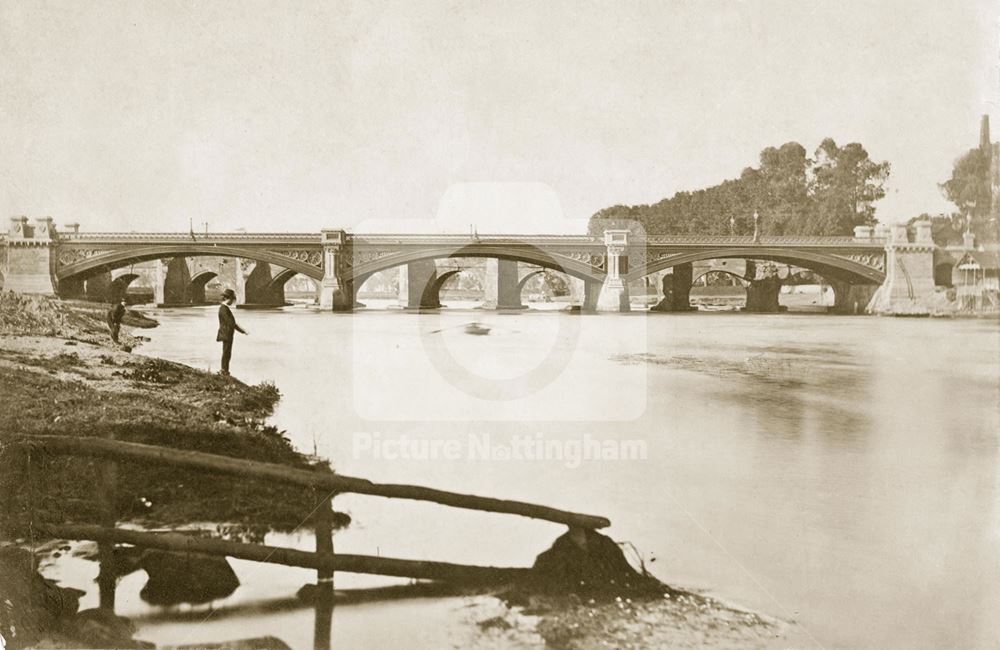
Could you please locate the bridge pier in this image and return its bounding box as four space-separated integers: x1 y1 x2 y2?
596 230 630 312
244 263 287 306
742 262 782 313
568 277 600 311
483 259 523 309
397 258 441 309
153 260 166 306
59 276 85 300
85 272 113 302
829 281 879 315
649 263 696 312
160 258 192 305
868 223 937 316
4 217 59 295
319 230 352 311
744 277 782 312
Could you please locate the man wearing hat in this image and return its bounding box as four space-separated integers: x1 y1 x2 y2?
217 288 248 375
106 296 127 344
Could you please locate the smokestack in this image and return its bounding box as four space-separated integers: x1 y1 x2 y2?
980 115 991 152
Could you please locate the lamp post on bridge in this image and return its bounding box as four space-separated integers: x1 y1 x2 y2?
752 211 760 243
729 215 736 237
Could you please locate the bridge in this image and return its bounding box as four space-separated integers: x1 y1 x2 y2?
0 216 959 314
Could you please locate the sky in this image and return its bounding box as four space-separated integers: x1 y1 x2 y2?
1 0 997 234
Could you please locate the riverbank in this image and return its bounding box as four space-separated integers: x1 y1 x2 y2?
0 295 798 649
0 294 324 534
0 294 331 648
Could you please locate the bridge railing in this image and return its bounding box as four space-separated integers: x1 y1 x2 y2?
640 234 886 246
52 231 888 245
56 232 322 243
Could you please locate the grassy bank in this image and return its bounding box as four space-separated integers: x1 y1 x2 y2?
0 293 326 541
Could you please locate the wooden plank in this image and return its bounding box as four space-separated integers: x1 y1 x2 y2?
39 524 532 585
17 435 610 529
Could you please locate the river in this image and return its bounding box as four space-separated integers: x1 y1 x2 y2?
51 303 1000 648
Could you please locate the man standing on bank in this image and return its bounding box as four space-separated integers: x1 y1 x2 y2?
107 296 126 344
217 288 247 376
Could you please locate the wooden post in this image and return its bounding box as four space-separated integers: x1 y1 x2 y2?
315 494 335 583
96 456 118 610
313 493 334 650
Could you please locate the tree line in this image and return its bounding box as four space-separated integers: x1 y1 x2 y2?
589 139 890 237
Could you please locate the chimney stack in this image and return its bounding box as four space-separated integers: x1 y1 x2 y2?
981 115 991 152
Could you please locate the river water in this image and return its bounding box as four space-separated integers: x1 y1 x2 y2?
58 303 1000 648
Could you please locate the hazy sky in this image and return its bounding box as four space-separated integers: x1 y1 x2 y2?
2 0 997 234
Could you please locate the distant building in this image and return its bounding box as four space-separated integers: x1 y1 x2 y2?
954 249 1000 312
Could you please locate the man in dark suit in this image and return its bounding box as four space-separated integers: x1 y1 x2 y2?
106 296 126 344
217 288 247 375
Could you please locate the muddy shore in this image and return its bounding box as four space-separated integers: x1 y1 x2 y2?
0 294 794 649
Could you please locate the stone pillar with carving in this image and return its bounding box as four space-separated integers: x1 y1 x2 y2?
319 229 351 311
596 230 630 312
4 216 60 295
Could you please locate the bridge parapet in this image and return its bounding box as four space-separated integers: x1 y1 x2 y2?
640 234 886 247
58 232 320 244
5 217 60 294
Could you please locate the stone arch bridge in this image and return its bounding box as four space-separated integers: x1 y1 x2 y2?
0 216 951 314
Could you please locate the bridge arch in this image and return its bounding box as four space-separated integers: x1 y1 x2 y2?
343 245 604 286
267 268 298 291
516 269 572 303
627 247 884 285
691 269 749 286
188 271 218 304
57 245 324 284
517 270 546 293
425 269 462 307
109 273 140 302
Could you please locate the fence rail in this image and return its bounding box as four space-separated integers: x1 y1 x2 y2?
38 524 532 585
16 435 609 529
10 430 611 639
14 432 595 649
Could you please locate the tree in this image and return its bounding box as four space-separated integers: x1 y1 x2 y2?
940 148 994 241
750 142 812 234
811 139 890 235
906 213 964 247
588 139 890 237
